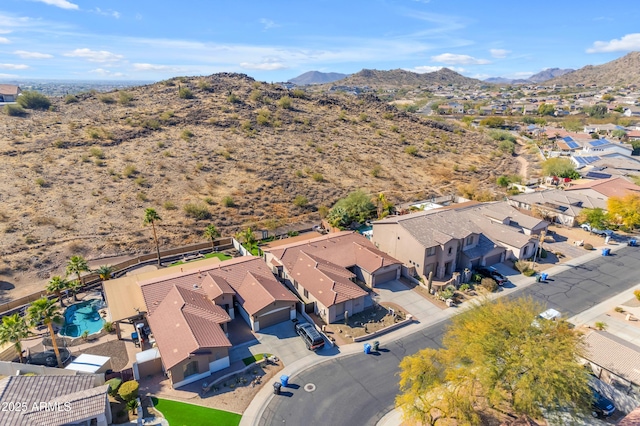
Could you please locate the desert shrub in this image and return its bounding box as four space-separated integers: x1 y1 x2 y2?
106 378 122 397
183 203 211 220
103 321 114 333
583 243 593 250
118 380 139 402
278 96 292 109
312 173 324 182
64 94 79 104
123 165 137 178
181 129 194 141
227 93 240 103
35 178 48 187
615 306 625 313
256 109 271 126
98 94 115 104
126 399 139 414
197 80 212 91
480 277 498 292
595 321 607 331
293 195 308 207
370 165 382 178
142 119 161 130
222 196 235 207
291 89 306 99
404 146 418 156
634 289 640 301
178 87 194 99
163 201 177 210
514 260 536 277
17 91 51 110
3 104 26 116
459 283 470 291
89 147 105 159
118 91 134 106
522 269 536 277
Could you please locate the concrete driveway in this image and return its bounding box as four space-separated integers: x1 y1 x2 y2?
371 279 444 322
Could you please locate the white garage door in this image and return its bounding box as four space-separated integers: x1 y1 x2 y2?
258 307 290 330
374 269 398 284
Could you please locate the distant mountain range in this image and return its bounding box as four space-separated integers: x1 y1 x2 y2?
330 67 483 89
484 68 574 85
546 52 640 87
288 71 349 85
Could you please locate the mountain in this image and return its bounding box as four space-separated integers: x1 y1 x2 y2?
288 71 348 85
484 68 574 85
331 68 483 89
528 68 574 83
546 52 640 86
0 72 518 297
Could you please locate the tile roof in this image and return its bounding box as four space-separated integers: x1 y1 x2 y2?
0 375 104 426
584 330 640 386
147 285 232 370
235 271 298 316
618 406 640 426
565 176 640 198
0 84 20 96
508 189 606 215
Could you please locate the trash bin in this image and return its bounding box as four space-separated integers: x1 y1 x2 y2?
536 275 542 283
601 248 610 256
372 341 380 352
629 238 637 247
273 382 281 395
280 375 289 387
364 343 372 354
541 272 548 281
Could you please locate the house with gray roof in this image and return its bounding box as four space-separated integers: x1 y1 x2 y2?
507 189 606 227
372 202 546 280
0 375 110 426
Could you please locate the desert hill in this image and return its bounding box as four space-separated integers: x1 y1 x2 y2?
485 68 573 85
330 68 483 89
546 52 640 87
0 73 518 297
288 71 349 85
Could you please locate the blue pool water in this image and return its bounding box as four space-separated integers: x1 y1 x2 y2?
60 299 105 338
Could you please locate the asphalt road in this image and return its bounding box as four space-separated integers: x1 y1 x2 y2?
259 247 640 426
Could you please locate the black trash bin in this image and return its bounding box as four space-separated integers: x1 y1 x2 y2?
536 275 542 283
372 341 380 352
273 382 282 395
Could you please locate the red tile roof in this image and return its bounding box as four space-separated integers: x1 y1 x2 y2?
565 176 640 197
235 272 297 315
0 84 19 96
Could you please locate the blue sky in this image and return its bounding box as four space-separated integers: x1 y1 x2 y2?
1 0 640 82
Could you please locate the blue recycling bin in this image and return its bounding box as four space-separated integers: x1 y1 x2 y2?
602 248 610 256
364 343 372 354
280 375 289 387
541 272 548 281
629 238 638 247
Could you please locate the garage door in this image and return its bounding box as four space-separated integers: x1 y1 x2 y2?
374 268 398 285
258 307 290 330
484 253 502 266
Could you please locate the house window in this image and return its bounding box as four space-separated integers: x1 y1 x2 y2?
466 236 474 245
183 360 198 378
448 247 452 255
303 288 309 298
426 247 436 256
523 246 529 257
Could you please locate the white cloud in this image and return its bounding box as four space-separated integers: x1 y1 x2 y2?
431 53 490 65
132 63 172 71
64 48 123 63
0 37 9 44
489 49 510 58
0 64 29 70
93 8 121 19
14 50 53 59
33 0 79 10
0 29 11 34
408 65 443 73
260 18 279 30
587 33 640 53
131 63 189 74
89 68 124 77
240 60 287 71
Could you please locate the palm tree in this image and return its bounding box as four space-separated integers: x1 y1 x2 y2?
144 208 162 266
45 276 69 307
95 265 114 281
66 255 90 296
0 313 30 363
67 280 83 302
236 228 258 255
27 297 64 368
203 224 220 251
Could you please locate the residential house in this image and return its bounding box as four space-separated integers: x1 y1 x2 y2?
373 202 546 280
582 139 633 156
0 84 20 102
556 136 582 153
0 375 110 426
507 189 606 226
564 176 640 199
582 330 640 391
263 231 401 323
623 106 640 117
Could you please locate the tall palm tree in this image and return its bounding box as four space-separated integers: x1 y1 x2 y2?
67 279 83 302
144 208 162 266
45 276 69 307
66 255 90 297
95 265 114 281
27 297 64 368
0 313 30 363
203 224 220 251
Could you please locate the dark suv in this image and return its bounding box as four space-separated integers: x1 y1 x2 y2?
475 266 508 285
590 386 615 417
295 322 325 351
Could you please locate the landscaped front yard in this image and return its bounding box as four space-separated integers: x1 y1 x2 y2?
153 398 241 426
323 302 407 345
168 252 232 267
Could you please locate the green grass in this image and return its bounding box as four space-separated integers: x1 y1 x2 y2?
242 352 272 366
153 398 241 426
168 252 232 267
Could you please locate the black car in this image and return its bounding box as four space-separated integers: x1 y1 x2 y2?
295 322 325 351
475 266 508 285
590 386 615 417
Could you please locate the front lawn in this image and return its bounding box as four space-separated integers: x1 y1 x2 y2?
169 252 232 267
242 352 272 366
153 398 241 426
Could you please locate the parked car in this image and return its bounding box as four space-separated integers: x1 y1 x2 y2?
590 386 615 417
580 224 613 237
475 266 508 285
295 322 325 351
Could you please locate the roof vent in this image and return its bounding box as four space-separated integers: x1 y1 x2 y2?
193 284 200 289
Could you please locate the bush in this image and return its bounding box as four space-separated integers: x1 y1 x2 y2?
222 196 235 207
103 321 114 333
480 277 498 292
404 146 419 156
227 93 240 103
17 91 51 110
3 104 26 116
106 378 122 397
583 243 593 250
118 380 139 402
118 91 134 106
312 173 324 182
278 96 292 109
98 94 115 104
123 165 137 178
183 203 211 220
522 269 536 277
615 306 625 313
64 94 79 104
293 195 308 207
459 283 470 291
634 289 640 301
181 129 194 141
178 87 194 99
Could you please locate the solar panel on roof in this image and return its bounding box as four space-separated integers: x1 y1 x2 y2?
585 172 612 179
573 156 600 166
566 140 580 149
590 139 610 147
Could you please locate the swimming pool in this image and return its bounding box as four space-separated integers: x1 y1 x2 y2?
59 299 106 338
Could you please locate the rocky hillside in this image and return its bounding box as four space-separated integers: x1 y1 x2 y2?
330 68 483 89
529 68 574 83
0 73 517 288
546 52 640 87
288 71 349 85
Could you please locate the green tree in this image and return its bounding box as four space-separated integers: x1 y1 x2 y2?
496 175 510 187
95 265 114 281
67 279 83 302
143 208 162 266
327 206 350 229
27 297 64 368
0 313 30 363
46 276 69 307
578 207 610 231
203 224 220 251
17 91 51 110
541 157 580 179
584 104 608 118
537 103 555 116
396 297 590 424
612 129 627 140
66 255 90 297
330 189 376 226
607 193 640 230
479 117 505 128
236 228 259 254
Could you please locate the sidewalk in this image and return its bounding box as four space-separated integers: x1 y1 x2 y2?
240 242 633 426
